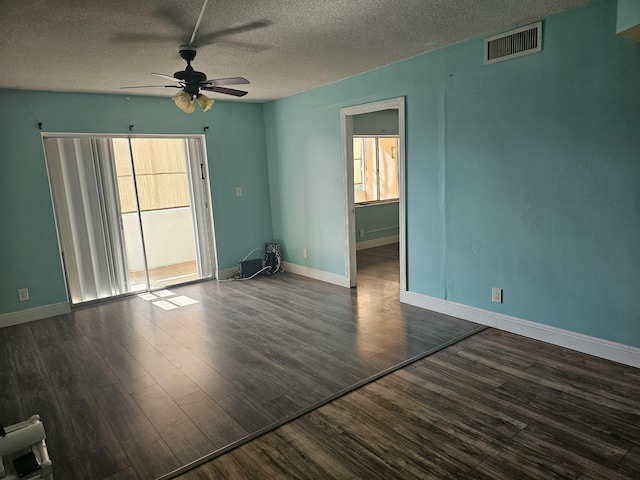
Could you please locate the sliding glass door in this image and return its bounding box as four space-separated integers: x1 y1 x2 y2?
44 135 214 305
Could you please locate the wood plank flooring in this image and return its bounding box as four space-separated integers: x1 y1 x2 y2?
176 327 640 480
0 243 486 479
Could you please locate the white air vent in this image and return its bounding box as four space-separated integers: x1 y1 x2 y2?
484 22 542 65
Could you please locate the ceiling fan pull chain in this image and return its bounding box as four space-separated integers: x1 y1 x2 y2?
189 0 209 46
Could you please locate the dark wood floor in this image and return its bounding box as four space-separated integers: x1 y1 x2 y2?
177 327 640 480
0 243 486 479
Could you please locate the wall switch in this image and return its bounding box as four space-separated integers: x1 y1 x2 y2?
492 287 503 303
359 229 364 238
18 288 29 301
236 186 243 196
303 248 308 258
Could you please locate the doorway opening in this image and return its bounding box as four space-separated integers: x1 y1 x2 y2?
43 135 215 305
341 98 406 290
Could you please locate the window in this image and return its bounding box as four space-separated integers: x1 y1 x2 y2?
354 136 399 204
114 138 191 213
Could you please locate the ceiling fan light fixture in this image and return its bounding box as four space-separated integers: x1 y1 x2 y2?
173 91 195 113
196 93 215 112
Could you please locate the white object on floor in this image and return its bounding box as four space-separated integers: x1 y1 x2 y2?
167 296 198 307
0 414 53 479
152 300 178 310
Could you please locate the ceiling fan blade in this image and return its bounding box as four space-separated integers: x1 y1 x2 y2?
201 77 250 86
119 85 180 89
202 86 248 97
152 73 181 82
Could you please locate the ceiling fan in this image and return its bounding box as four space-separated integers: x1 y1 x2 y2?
121 0 264 112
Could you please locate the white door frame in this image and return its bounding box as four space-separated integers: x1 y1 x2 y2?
340 97 406 290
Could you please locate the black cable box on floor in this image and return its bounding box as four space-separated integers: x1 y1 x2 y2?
238 258 264 278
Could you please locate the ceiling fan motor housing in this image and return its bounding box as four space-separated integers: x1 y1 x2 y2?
175 46 206 96
174 67 207 96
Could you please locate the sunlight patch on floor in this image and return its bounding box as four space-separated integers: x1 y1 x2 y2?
137 289 199 310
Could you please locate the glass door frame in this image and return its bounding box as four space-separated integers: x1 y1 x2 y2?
42 132 218 307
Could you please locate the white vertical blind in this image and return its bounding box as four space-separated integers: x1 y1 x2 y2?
44 137 129 303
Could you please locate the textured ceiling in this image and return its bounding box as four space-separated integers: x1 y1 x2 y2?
0 0 590 102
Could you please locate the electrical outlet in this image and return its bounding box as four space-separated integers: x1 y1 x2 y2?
236 186 243 197
492 287 503 303
18 288 29 301
359 229 364 238
303 248 308 258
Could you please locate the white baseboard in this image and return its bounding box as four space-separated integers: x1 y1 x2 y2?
216 267 239 280
400 291 640 369
356 235 399 251
282 262 350 288
0 302 71 329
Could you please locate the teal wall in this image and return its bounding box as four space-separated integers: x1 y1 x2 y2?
263 0 640 347
0 90 271 315
355 203 399 244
